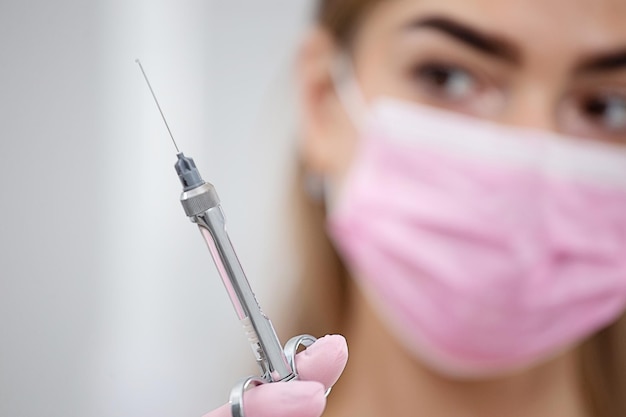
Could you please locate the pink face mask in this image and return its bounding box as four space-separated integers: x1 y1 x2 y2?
327 97 626 377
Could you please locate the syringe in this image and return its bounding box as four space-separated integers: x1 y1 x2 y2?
135 59 295 384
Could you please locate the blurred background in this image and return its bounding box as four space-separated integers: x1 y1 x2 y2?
0 0 314 415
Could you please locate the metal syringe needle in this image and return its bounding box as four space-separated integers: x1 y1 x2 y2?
135 59 181 154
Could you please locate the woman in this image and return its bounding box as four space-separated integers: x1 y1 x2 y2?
208 0 626 416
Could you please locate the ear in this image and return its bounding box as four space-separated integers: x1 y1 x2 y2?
296 28 355 178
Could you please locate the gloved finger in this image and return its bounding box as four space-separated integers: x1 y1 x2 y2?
202 334 348 417
292 334 348 390
202 380 326 417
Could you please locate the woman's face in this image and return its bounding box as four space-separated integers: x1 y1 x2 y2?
299 0 626 181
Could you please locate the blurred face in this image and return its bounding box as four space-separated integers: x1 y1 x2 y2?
299 0 626 182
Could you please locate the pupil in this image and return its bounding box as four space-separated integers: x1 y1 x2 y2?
423 67 450 86
584 97 607 117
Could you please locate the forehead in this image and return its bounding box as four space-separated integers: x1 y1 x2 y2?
360 0 626 55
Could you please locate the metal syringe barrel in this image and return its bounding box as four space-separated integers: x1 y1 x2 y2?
176 153 294 383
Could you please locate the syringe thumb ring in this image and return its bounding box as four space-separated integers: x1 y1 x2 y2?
229 334 331 417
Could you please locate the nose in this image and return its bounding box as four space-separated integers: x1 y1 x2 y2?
499 83 559 132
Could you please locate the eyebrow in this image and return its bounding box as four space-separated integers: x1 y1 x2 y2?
576 49 626 74
407 16 626 76
403 16 521 65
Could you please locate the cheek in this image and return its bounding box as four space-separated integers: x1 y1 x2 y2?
354 43 411 104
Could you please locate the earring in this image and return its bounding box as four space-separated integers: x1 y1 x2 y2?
303 171 326 204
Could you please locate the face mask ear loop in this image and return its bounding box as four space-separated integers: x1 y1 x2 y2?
319 55 369 212
331 54 369 131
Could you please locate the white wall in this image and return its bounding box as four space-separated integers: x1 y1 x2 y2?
0 1 313 416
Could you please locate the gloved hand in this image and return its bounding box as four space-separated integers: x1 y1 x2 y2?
203 334 348 417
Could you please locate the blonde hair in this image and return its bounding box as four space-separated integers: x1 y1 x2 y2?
291 1 626 416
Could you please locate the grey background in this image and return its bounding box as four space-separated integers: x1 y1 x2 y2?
0 1 313 415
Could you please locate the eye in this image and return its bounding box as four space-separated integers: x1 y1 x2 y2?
407 61 504 117
581 93 626 133
561 89 626 144
413 62 478 102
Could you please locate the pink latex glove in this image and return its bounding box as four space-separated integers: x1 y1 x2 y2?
203 334 348 417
